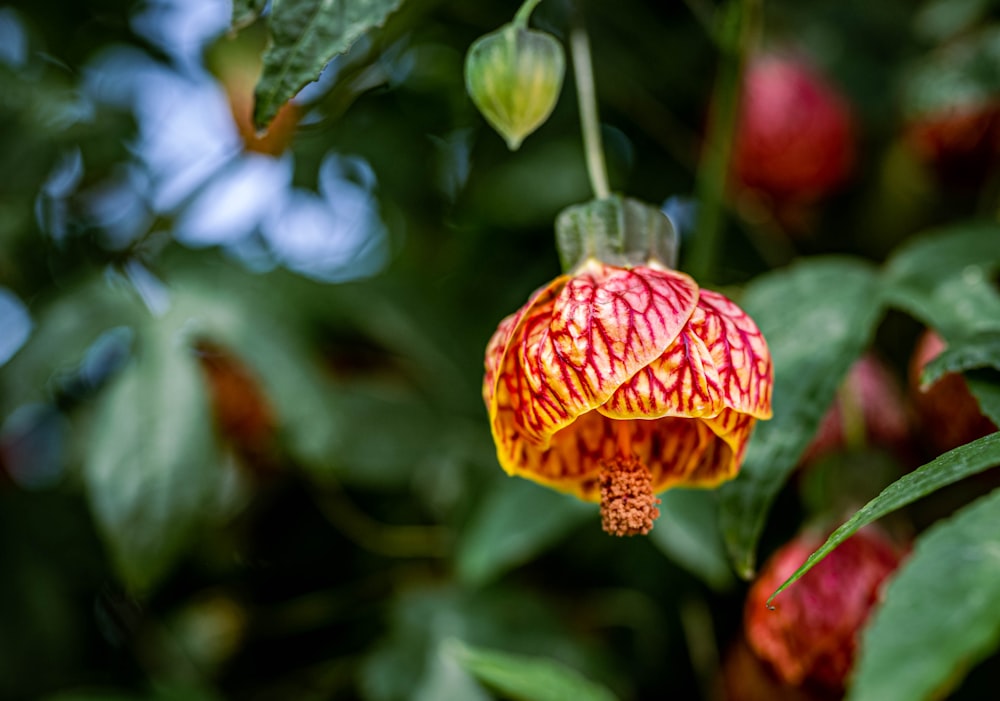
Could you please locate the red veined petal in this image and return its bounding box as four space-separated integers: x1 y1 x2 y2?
697 289 773 419
492 262 700 448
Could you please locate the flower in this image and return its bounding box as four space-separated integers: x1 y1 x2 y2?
483 196 773 536
744 527 903 691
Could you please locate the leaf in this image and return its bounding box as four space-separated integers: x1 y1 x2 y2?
968 373 1000 427
648 489 734 590
83 314 226 591
447 640 619 701
882 224 1000 339
920 330 1000 387
717 258 884 578
918 331 1000 427
254 0 405 128
167 278 344 475
232 0 268 31
848 486 1000 701
455 478 594 587
768 431 1000 604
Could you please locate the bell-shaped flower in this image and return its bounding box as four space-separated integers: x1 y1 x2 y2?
483 196 773 536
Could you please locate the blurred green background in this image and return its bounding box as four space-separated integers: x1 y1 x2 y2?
2 0 1000 699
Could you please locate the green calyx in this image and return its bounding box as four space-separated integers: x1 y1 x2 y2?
465 24 565 151
555 195 679 273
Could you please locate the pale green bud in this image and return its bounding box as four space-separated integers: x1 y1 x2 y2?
465 24 565 150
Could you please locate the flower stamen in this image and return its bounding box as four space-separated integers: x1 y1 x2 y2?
599 456 661 536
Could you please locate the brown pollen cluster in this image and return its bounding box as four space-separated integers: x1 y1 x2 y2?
599 456 661 536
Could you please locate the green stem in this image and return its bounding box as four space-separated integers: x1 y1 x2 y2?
686 0 761 281
570 11 611 200
513 0 545 28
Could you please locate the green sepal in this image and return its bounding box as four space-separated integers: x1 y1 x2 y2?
555 195 679 273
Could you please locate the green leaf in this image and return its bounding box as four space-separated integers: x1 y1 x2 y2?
882 224 1000 339
648 489 734 590
920 330 1000 387
768 431 1000 604
718 258 884 578
849 486 1000 701
901 27 1000 116
455 478 594 587
447 640 619 701
968 373 1000 426
917 331 1000 427
254 0 405 128
232 0 268 30
83 314 226 591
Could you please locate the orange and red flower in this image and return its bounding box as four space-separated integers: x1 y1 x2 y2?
483 237 773 536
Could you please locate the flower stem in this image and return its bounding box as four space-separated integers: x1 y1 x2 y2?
686 0 760 281
513 0 545 28
570 10 611 200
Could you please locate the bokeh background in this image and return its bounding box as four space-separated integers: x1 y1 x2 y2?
2 0 1000 699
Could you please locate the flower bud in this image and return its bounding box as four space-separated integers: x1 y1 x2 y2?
732 54 855 207
800 353 912 467
465 24 565 150
744 528 902 691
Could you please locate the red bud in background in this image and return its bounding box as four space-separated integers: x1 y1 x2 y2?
744 528 902 692
904 103 1000 189
732 55 856 209
908 330 998 455
800 354 912 467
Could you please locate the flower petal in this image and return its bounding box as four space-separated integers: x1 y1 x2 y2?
494 409 750 501
599 304 724 420
493 263 700 450
697 289 772 418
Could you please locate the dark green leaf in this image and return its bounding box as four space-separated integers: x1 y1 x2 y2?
968 373 1000 426
254 0 405 128
920 330 1000 387
447 640 619 701
232 0 268 30
849 487 1000 701
455 478 594 586
648 489 734 590
83 314 229 591
718 258 884 578
768 431 1000 604
882 224 1000 339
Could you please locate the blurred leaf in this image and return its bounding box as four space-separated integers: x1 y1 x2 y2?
648 489 734 591
849 486 1000 701
902 26 1000 116
165 269 345 473
968 373 1000 426
255 0 405 128
768 431 1000 604
83 314 225 591
882 224 1000 339
718 258 884 578
456 478 594 587
0 278 142 421
447 640 619 701
913 0 996 43
232 0 268 30
921 330 1000 386
415 643 492 701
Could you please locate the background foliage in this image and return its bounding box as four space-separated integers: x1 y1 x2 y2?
2 0 1000 699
